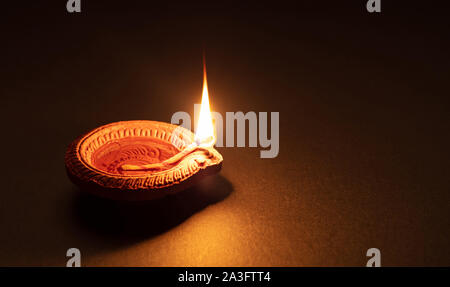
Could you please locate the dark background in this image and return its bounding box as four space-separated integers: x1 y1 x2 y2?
0 1 449 266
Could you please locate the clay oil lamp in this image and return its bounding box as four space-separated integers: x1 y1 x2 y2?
65 64 223 201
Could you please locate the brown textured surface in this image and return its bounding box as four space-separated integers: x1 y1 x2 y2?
0 2 449 266
65 120 223 200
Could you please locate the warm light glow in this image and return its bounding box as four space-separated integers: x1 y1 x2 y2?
195 61 215 146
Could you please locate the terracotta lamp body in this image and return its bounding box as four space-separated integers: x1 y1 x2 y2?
65 120 223 201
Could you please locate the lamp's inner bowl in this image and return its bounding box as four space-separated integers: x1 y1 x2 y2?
91 137 180 175
78 121 194 176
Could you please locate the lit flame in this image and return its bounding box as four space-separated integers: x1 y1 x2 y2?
195 61 215 146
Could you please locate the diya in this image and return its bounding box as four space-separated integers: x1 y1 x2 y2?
65 63 223 201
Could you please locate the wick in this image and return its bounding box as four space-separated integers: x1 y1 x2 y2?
195 135 214 147
120 141 212 172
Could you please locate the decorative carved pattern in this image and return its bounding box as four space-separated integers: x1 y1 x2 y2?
65 120 223 200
